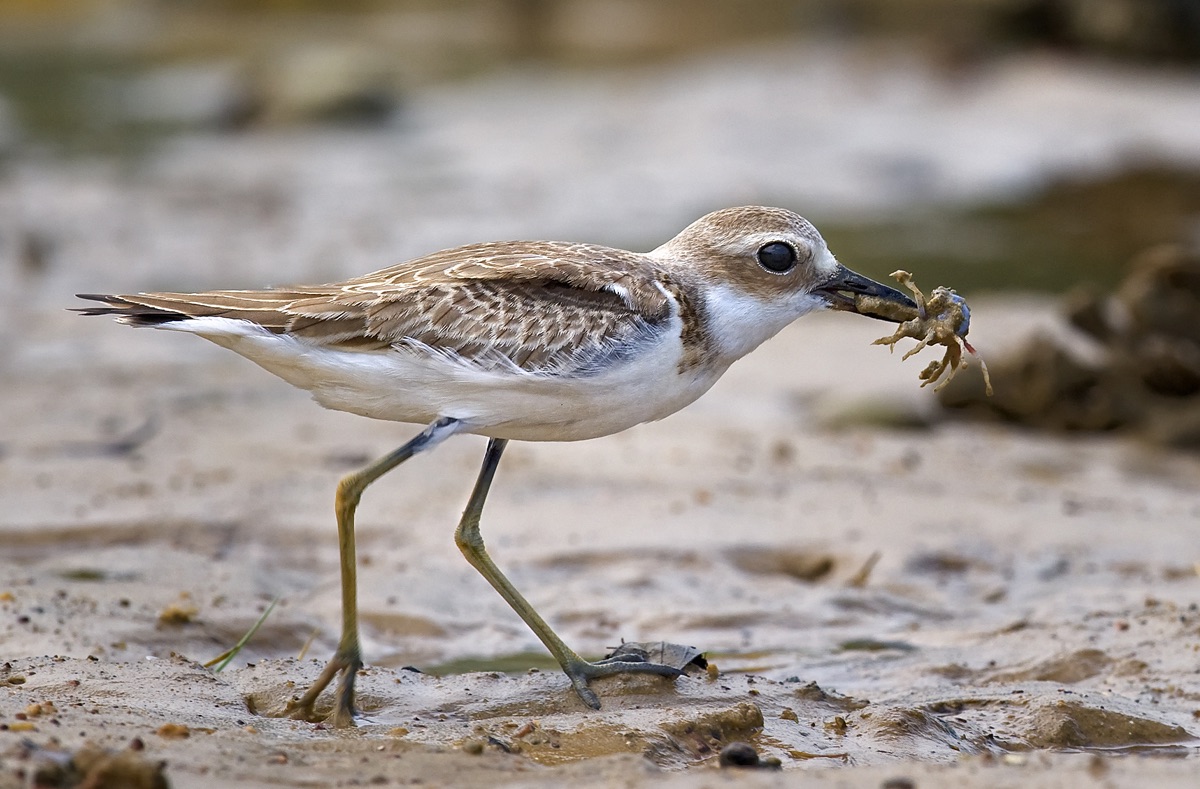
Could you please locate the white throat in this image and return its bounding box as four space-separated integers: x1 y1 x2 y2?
701 283 826 361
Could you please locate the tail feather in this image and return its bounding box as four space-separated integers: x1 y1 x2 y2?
74 294 190 326
74 292 297 329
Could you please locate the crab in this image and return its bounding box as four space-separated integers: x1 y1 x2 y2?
859 270 992 396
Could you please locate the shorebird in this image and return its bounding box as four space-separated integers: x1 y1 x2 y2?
77 205 915 724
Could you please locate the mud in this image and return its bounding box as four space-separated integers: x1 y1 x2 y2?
2 33 1199 789
3 294 1200 787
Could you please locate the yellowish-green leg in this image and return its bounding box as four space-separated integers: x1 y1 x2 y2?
455 439 684 709
287 417 461 726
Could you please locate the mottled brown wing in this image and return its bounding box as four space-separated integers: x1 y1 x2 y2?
77 241 675 374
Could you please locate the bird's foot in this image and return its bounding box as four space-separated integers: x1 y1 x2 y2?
563 654 685 709
285 649 362 727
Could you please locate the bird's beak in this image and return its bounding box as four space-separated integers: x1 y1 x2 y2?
813 264 917 323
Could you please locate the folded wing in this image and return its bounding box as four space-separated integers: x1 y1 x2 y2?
77 241 675 375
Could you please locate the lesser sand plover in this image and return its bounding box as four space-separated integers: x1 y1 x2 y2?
78 205 916 723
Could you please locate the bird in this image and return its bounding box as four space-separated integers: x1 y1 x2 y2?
77 205 915 725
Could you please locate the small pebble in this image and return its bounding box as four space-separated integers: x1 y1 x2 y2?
156 722 190 739
882 778 916 789
719 741 760 767
718 741 780 769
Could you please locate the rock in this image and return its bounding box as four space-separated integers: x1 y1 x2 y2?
119 62 257 129
254 44 398 126
939 243 1200 448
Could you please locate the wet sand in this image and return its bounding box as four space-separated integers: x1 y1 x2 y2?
3 294 1199 787
2 40 1200 788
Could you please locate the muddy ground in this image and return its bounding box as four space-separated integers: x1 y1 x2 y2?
3 293 1199 787
2 40 1200 789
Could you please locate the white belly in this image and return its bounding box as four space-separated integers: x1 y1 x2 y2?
164 316 728 442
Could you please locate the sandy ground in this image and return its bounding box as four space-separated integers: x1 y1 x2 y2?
3 290 1199 787
1 40 1199 789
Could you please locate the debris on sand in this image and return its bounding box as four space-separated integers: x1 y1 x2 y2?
16 740 169 789
938 244 1200 448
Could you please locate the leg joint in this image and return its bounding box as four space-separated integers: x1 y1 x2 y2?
454 525 485 553
336 474 365 508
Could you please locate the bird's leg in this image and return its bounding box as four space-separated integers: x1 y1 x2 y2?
286 417 462 726
454 439 684 710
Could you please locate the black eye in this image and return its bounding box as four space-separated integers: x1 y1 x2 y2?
756 242 797 273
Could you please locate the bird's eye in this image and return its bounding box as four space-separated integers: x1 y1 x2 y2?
756 242 797 273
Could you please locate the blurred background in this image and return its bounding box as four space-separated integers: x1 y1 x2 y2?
3 7 1200 757
1 0 1199 439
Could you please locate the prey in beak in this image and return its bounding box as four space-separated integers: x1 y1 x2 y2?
831 266 993 397
814 264 918 323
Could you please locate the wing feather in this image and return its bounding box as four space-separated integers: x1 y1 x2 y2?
76 241 675 374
